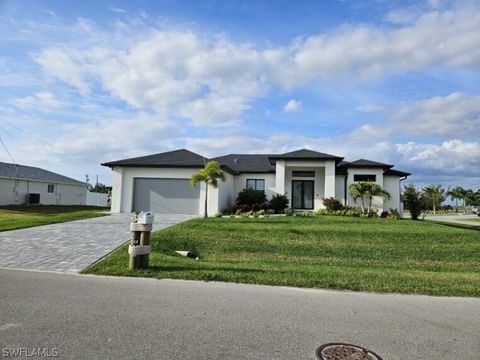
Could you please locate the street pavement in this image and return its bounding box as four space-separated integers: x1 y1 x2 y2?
1 269 479 359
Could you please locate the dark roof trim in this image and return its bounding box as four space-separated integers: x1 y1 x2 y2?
384 169 411 177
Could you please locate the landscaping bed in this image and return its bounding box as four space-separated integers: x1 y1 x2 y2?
84 216 480 297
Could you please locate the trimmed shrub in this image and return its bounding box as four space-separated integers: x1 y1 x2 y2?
314 207 360 217
251 203 261 212
322 197 344 211
284 208 294 216
214 212 223 218
380 211 389 218
388 208 400 219
239 204 251 213
235 189 267 207
260 201 271 211
222 204 238 215
270 194 289 214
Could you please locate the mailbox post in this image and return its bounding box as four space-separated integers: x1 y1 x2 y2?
129 211 154 270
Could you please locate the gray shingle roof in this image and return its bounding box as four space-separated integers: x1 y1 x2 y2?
269 149 343 162
102 149 208 168
101 149 409 177
346 159 393 168
0 162 85 185
212 154 275 173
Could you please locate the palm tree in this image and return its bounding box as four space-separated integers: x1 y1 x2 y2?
447 186 463 213
423 185 445 214
349 182 368 214
365 183 391 213
190 161 225 218
349 181 390 215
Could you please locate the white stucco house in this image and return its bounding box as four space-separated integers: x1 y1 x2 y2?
0 161 87 206
103 149 410 216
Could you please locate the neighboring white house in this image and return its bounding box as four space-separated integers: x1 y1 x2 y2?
0 161 87 206
102 149 410 216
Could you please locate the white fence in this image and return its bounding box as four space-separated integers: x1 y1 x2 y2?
86 191 109 207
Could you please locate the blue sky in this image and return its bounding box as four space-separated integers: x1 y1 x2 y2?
0 0 479 189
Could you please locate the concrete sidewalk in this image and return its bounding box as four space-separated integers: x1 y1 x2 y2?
425 214 480 227
1 269 479 359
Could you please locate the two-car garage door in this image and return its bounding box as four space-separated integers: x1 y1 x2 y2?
133 178 200 215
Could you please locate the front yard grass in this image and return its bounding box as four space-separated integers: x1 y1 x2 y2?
0 205 109 231
83 216 480 297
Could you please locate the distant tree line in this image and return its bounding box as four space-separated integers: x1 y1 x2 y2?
402 184 480 220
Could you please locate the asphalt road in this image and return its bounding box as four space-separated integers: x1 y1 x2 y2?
1 269 479 359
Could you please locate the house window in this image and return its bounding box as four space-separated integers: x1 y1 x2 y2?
353 174 376 182
246 179 265 191
47 184 55 193
292 171 315 177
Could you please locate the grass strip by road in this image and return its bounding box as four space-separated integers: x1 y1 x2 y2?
83 216 480 297
0 205 109 231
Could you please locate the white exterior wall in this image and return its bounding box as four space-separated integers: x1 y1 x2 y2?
383 175 401 211
109 163 406 215
233 173 276 199
346 168 385 211
335 175 346 205
217 172 235 213
0 177 86 206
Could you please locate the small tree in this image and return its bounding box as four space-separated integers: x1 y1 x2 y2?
447 186 463 213
269 194 289 214
190 161 225 218
402 184 427 220
90 182 110 194
423 184 445 214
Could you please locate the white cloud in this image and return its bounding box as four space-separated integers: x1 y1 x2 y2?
355 104 383 112
14 91 64 111
34 5 480 125
283 99 303 112
109 7 127 14
391 92 480 136
396 139 480 174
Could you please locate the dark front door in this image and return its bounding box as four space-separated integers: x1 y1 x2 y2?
292 180 314 209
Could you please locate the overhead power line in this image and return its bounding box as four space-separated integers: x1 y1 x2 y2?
0 136 16 164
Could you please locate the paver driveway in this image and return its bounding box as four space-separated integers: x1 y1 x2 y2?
0 213 195 273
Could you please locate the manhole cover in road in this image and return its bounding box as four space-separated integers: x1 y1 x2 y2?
316 343 383 360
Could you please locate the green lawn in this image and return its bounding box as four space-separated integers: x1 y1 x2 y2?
0 205 109 231
83 216 480 297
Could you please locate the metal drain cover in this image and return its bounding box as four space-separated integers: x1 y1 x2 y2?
316 343 383 360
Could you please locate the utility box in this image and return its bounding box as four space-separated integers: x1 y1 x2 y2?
29 193 40 204
137 211 155 225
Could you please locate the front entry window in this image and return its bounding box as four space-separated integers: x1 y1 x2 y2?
292 180 314 209
246 179 265 191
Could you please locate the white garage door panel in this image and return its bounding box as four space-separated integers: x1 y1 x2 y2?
133 178 200 215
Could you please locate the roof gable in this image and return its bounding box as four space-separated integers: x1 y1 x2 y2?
268 149 343 162
0 162 85 185
347 158 393 169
